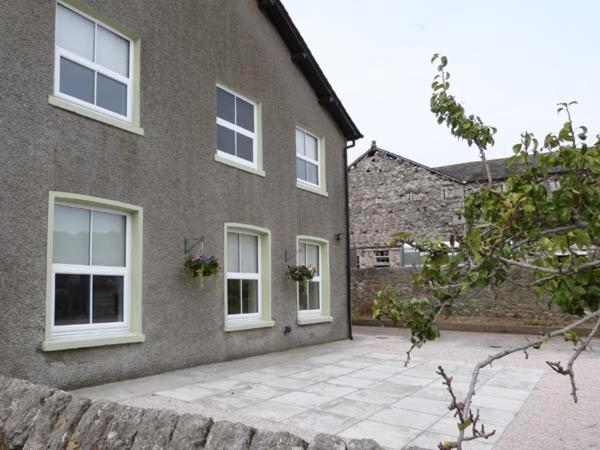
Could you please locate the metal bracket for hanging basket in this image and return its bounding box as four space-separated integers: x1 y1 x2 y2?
184 236 205 256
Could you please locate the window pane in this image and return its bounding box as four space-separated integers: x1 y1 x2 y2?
305 134 318 160
96 25 129 76
240 234 258 273
56 5 94 61
53 205 90 265
217 87 235 123
96 73 127 116
217 125 235 156
306 244 319 271
306 162 319 185
236 97 254 132
54 274 90 325
92 211 126 267
295 129 305 156
92 275 124 323
227 279 241 315
227 232 239 272
308 281 320 310
59 57 94 104
298 283 308 311
296 158 306 181
242 280 258 314
297 243 306 266
236 133 253 162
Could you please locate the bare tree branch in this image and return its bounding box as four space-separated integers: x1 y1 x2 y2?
453 309 600 448
546 315 600 402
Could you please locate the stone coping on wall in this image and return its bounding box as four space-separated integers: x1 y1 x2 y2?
0 376 384 450
353 319 600 337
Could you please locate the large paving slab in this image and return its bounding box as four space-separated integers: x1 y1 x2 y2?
73 329 554 449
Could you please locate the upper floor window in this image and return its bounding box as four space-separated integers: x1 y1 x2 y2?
217 86 257 169
54 2 133 121
374 250 390 267
296 128 320 188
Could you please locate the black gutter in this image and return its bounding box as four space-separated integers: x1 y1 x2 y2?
257 0 363 141
344 140 356 340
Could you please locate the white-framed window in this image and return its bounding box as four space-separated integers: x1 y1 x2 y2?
226 230 261 322
50 203 131 338
216 85 257 169
374 250 390 267
54 2 134 122
297 241 321 315
296 128 320 188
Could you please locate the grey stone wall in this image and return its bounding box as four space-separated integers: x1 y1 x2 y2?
1 0 350 389
349 150 465 249
0 376 382 450
351 267 575 322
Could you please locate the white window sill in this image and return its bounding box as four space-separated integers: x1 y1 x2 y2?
296 181 328 198
48 95 144 136
297 315 333 326
42 332 145 352
224 319 275 332
215 153 265 178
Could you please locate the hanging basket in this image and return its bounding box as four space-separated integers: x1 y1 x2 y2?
184 255 220 287
287 265 316 286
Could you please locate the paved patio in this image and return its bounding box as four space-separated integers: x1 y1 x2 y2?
73 330 546 449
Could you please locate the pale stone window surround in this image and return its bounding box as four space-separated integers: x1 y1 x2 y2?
215 84 265 178
43 192 144 351
224 223 273 332
296 127 328 197
296 236 332 325
49 0 144 136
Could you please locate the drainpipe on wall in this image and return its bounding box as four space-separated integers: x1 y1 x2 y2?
344 140 356 340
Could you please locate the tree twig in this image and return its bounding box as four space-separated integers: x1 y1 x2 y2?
546 314 600 402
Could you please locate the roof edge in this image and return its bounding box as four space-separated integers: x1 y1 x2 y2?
257 0 363 141
348 146 466 184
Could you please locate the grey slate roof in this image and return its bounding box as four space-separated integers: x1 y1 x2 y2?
434 157 513 183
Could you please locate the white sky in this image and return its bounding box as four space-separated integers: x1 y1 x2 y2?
282 0 600 167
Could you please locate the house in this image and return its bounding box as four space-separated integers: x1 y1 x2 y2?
348 142 569 323
0 0 362 389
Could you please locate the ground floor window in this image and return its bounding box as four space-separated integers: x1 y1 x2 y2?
224 224 273 331
296 236 332 324
44 192 144 351
374 249 390 267
52 203 130 330
226 230 260 319
297 241 321 313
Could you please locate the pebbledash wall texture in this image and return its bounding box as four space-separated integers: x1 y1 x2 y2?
0 0 362 389
348 143 573 323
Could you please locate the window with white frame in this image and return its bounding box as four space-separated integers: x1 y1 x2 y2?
217 86 257 167
51 204 130 337
226 231 260 320
297 242 321 313
54 2 133 121
296 128 320 187
374 250 390 267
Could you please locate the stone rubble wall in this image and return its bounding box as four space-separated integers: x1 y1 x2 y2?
351 267 576 322
0 376 382 450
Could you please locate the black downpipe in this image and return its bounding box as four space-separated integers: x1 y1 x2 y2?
344 140 356 340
